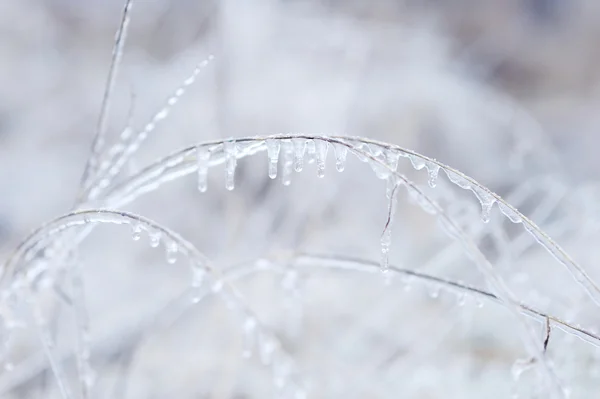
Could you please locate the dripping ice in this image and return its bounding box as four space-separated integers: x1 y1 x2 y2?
196 146 211 193
224 140 238 191
266 139 280 179
315 140 328 178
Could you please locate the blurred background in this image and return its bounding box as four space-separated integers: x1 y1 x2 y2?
1 0 600 398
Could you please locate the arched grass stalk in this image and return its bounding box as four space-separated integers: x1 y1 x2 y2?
86 134 573 396
0 210 305 398
100 134 600 312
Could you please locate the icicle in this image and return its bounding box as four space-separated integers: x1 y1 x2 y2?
292 138 306 172
131 224 142 241
281 140 294 186
499 202 523 224
333 143 348 172
165 242 178 264
242 317 257 359
306 139 316 164
355 144 369 162
315 140 328 178
224 140 237 191
426 162 440 188
196 146 210 193
266 139 280 179
473 187 497 223
381 177 399 274
149 231 161 248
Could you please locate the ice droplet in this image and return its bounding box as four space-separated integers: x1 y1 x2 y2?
224 140 237 191
196 146 210 193
333 143 348 172
165 242 178 264
266 139 280 179
315 140 328 178
292 138 306 172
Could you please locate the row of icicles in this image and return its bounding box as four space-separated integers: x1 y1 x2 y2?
192 137 523 275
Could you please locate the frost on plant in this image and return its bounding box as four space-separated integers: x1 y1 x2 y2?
1 1 599 399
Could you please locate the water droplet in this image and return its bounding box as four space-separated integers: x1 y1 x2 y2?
457 292 467 306
266 139 281 179
315 140 328 178
292 138 306 172
165 242 178 264
333 143 348 172
224 140 237 191
196 146 211 193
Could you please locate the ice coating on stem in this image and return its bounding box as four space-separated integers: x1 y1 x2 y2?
499 202 523 224
315 140 328 178
445 169 472 190
281 140 294 186
292 138 306 172
381 177 399 274
224 140 237 191
333 143 348 172
266 139 281 179
196 146 210 193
